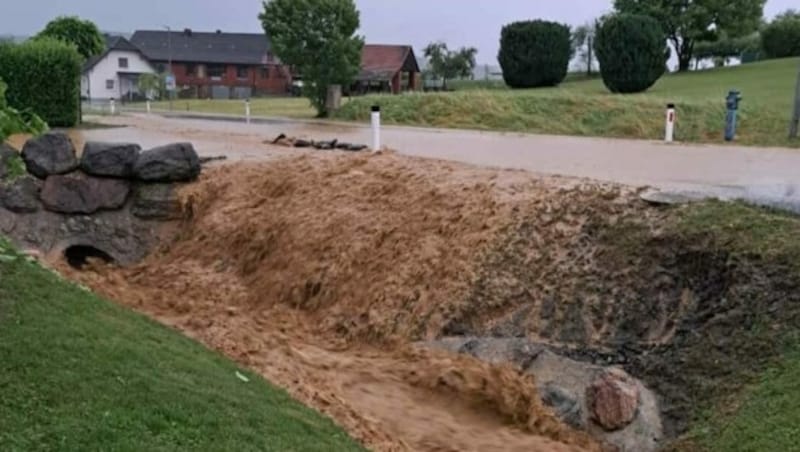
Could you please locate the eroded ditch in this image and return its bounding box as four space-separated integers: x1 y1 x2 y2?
4 135 800 451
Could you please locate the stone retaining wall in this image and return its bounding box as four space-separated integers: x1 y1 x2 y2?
0 132 201 265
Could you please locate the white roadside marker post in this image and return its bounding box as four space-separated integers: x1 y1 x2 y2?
110 98 116 116
665 103 676 143
146 100 151 114
245 99 251 124
371 105 381 152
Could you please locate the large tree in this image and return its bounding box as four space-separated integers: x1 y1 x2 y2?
423 42 478 89
572 22 598 76
614 0 766 71
36 16 104 60
260 0 363 117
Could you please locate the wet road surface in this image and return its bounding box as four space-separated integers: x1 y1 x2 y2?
85 114 800 212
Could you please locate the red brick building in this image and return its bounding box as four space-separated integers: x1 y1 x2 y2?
131 29 292 98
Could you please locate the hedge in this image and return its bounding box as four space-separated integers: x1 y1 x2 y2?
498 20 571 88
595 14 667 94
0 38 82 127
762 14 800 59
0 78 47 142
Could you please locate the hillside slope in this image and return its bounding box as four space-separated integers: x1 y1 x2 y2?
335 57 800 147
0 239 363 452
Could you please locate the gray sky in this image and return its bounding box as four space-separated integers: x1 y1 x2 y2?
1 0 794 64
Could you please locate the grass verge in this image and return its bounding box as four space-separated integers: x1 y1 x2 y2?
0 239 363 452
145 97 319 119
334 57 800 148
667 202 800 450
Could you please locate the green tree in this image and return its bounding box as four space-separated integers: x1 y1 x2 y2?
259 0 363 117
36 16 104 60
761 10 800 59
423 42 478 89
137 73 165 100
572 22 598 76
595 14 668 93
614 0 766 71
498 20 572 88
694 32 761 66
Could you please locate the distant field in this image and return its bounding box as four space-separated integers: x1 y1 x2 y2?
142 97 318 119
335 57 800 148
0 239 363 452
86 97 318 119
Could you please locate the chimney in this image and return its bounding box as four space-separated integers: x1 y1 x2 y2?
183 28 192 37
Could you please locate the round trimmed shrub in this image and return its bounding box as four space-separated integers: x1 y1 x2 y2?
594 14 667 94
498 20 571 88
762 14 800 58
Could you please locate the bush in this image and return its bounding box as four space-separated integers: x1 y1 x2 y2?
0 38 82 127
762 11 800 58
498 20 571 88
594 14 668 94
0 78 48 142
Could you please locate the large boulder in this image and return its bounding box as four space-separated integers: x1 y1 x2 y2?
80 142 141 178
0 143 19 180
21 132 78 179
133 143 201 182
0 176 41 213
40 173 130 214
587 368 640 431
131 183 184 220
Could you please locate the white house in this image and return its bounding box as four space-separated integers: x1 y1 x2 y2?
81 36 155 101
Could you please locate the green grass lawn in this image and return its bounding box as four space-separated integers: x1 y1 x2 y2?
694 348 800 451
334 57 800 147
145 97 318 119
0 239 363 452
663 202 800 451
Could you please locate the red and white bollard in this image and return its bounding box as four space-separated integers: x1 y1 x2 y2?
665 103 676 143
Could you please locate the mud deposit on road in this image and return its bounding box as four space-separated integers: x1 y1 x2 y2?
57 152 800 451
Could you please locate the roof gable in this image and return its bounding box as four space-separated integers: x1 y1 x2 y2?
83 35 151 72
130 30 275 65
359 45 419 81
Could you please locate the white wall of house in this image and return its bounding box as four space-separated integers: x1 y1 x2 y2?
82 49 154 101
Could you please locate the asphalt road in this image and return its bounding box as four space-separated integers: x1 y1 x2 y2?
86 113 800 211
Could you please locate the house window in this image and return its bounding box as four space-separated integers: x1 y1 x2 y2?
186 63 197 77
106 79 115 90
237 66 249 79
207 64 225 80
260 67 270 79
118 57 128 69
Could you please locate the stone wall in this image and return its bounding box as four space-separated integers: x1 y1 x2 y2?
0 132 201 265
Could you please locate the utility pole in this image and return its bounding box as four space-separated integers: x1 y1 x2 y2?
791 60 800 139
164 25 173 111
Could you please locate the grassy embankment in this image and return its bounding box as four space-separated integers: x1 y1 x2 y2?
0 239 363 452
654 202 800 451
335 57 800 148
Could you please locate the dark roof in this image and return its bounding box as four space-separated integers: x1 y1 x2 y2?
358 45 420 81
130 30 275 65
84 35 149 72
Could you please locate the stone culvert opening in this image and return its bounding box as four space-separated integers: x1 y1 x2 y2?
64 245 115 270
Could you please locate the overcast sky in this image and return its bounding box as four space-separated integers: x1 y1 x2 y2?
1 0 794 64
